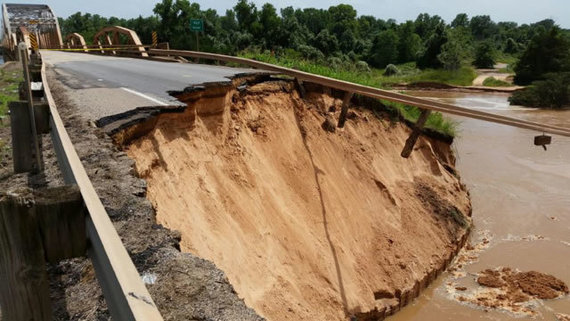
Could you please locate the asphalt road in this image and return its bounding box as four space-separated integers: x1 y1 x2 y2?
41 50 267 120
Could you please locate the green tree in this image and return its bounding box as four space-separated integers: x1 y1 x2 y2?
295 8 329 35
397 21 422 63
473 41 496 68
153 0 203 50
127 15 159 45
234 0 257 33
451 13 469 29
414 13 444 38
275 10 312 49
328 4 357 38
509 73 570 108
313 29 339 55
504 38 520 54
438 29 469 70
258 3 281 47
220 9 238 30
368 29 399 68
470 15 497 40
339 29 357 53
417 23 447 69
514 26 570 85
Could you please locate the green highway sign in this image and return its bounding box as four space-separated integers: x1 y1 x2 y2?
190 19 203 32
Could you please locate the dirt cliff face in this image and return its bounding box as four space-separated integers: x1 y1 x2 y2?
123 79 472 320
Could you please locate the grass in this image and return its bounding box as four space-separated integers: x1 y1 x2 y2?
495 53 518 65
482 77 511 87
0 64 20 163
240 51 459 137
0 65 23 118
241 51 476 88
495 53 518 74
385 101 457 136
409 67 477 87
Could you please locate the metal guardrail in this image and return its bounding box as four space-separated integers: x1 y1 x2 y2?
65 44 570 139
41 54 164 320
145 48 570 139
2 42 164 320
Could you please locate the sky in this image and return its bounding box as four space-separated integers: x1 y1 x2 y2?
3 0 570 28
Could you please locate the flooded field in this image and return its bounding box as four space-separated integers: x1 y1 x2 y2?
389 91 570 320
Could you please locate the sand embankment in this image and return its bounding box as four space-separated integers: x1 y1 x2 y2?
122 79 472 320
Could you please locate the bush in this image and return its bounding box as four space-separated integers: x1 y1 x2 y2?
509 73 570 108
413 66 477 86
355 61 371 72
504 38 520 54
482 77 511 87
514 27 570 85
327 56 344 70
297 45 324 61
473 41 496 68
347 51 358 62
384 64 400 76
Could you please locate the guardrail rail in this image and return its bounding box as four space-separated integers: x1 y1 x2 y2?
1 42 164 321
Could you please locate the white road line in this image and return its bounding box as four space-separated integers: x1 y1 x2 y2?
120 87 168 106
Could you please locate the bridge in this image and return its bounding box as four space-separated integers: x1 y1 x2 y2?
1 3 62 59
1 4 570 321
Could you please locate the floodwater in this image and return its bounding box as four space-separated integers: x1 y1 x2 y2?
388 91 570 321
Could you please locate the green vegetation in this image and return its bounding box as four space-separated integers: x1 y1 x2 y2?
57 1 570 114
241 50 458 136
0 64 20 163
482 77 511 87
58 14 159 45
411 66 476 86
59 1 561 75
509 73 570 108
510 26 570 108
514 27 570 85
387 102 457 136
473 41 496 68
0 66 22 118
242 51 476 87
495 52 518 68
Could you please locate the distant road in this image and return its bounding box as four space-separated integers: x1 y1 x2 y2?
41 51 267 120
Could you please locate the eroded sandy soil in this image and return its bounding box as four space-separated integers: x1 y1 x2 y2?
124 80 472 320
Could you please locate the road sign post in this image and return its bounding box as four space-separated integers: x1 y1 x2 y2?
190 19 203 52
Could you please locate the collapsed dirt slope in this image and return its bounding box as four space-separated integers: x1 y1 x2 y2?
124 80 472 320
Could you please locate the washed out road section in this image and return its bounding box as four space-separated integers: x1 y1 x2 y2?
40 50 268 120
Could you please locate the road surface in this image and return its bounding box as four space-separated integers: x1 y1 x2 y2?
41 50 268 120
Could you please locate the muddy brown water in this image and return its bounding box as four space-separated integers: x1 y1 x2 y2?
388 91 570 320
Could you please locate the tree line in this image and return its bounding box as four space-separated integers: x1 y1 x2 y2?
58 0 570 107
59 0 563 69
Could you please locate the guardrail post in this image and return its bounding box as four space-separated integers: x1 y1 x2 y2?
337 91 354 128
295 78 306 98
0 190 52 321
9 101 36 172
12 42 43 173
401 108 431 158
0 186 86 320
